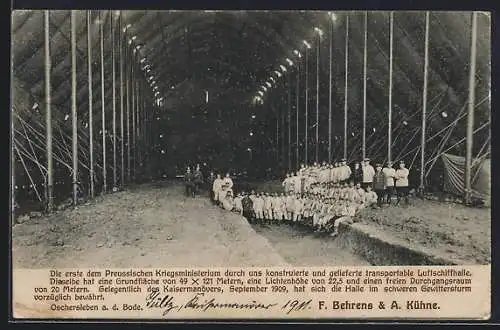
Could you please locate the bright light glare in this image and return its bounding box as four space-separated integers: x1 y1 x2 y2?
257 91 264 96
274 71 281 78
294 49 302 58
249 132 254 136
303 40 311 49
441 111 448 118
280 64 287 72
266 82 272 88
314 27 324 36
251 115 256 119
140 58 146 63
131 35 137 40
64 114 69 121
270 77 276 83
328 12 337 22
262 86 267 92
286 58 294 66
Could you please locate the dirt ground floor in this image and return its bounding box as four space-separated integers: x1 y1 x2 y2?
355 199 491 264
12 181 490 268
12 181 367 268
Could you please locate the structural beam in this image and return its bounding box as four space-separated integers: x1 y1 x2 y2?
71 10 78 206
304 48 309 164
387 11 394 164
315 32 320 164
343 13 349 160
112 12 117 188
362 11 368 160
44 10 54 212
100 11 107 193
87 10 95 198
465 12 478 205
420 11 430 194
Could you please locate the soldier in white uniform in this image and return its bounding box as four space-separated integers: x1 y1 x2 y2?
221 173 234 197
362 158 375 190
212 174 223 205
395 161 410 205
263 193 273 222
253 193 264 222
233 193 243 215
273 193 284 222
293 194 303 223
341 159 352 182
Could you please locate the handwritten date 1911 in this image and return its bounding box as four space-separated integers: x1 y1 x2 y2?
282 299 312 314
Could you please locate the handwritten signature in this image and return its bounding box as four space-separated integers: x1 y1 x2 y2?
145 292 279 316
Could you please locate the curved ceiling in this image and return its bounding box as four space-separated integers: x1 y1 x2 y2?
11 10 491 179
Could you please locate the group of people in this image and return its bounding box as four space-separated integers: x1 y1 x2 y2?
283 158 411 207
212 158 411 237
184 165 205 197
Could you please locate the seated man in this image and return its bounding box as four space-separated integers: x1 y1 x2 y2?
364 186 378 208
221 190 234 211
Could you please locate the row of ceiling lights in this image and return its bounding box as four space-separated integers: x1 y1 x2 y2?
253 12 337 105
121 16 164 106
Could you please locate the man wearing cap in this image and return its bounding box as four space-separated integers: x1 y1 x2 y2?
212 174 223 205
341 159 351 182
362 158 375 190
352 161 363 185
372 164 387 207
263 192 273 222
253 193 264 222
383 161 396 204
395 161 410 205
233 192 243 215
241 192 254 222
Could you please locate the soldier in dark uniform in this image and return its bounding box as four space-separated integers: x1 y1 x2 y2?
193 164 204 196
241 193 255 223
207 171 216 202
185 167 195 197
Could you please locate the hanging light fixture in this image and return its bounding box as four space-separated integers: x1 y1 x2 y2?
294 49 302 58
280 64 287 72
285 58 294 66
303 40 311 49
266 82 272 88
273 71 282 78
314 27 324 37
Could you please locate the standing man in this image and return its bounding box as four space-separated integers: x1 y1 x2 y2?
241 192 254 222
362 158 375 190
222 173 234 197
383 161 396 204
212 174 223 205
207 171 216 201
352 162 363 185
395 161 410 205
372 164 387 208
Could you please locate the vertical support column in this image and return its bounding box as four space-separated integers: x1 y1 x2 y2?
71 10 78 206
119 12 125 186
126 42 131 182
304 48 309 165
287 73 292 171
11 108 15 221
420 11 430 194
465 12 478 205
328 18 333 163
315 33 320 164
132 78 137 180
362 11 368 160
111 11 117 188
87 10 94 198
387 11 394 164
343 13 349 160
100 11 107 193
44 10 54 213
296 62 300 169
